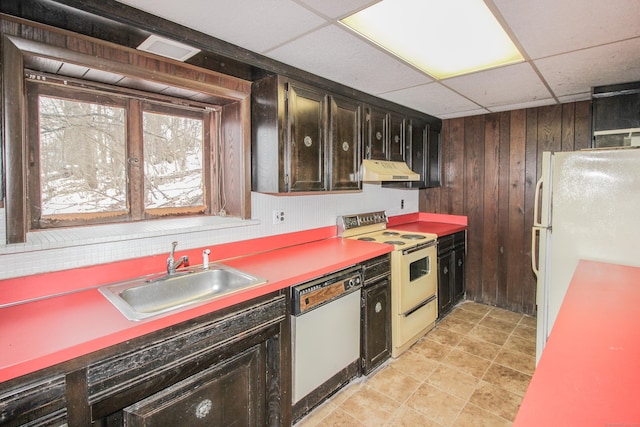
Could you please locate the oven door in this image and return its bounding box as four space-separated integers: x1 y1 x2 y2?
396 242 437 315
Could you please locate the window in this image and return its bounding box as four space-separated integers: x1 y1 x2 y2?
26 76 217 229
3 35 251 244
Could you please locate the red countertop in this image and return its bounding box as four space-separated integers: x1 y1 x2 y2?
514 260 640 426
0 235 391 383
388 212 467 236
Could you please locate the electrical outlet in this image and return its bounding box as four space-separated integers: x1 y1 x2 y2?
272 210 285 224
401 199 404 209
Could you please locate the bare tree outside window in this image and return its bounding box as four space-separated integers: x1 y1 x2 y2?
39 96 127 216
143 111 204 209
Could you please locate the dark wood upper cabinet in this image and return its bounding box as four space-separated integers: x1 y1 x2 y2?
287 82 327 192
365 107 388 160
427 124 442 188
387 113 406 162
252 75 361 193
329 95 361 191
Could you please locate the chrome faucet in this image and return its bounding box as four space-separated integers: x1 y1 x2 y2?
167 241 189 275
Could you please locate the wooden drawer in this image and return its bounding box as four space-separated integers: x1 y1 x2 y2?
123 343 263 426
0 374 66 426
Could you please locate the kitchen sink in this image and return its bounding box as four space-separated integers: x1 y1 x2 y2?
99 265 267 321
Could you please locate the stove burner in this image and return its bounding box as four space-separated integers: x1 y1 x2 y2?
358 237 376 241
384 240 406 245
382 231 400 236
401 234 428 240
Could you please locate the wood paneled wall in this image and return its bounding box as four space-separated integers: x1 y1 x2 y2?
420 101 591 315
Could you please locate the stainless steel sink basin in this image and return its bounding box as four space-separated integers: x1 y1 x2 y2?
99 265 267 321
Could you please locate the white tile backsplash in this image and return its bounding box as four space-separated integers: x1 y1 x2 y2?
0 184 418 280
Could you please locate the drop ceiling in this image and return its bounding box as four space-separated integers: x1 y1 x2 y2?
114 0 640 119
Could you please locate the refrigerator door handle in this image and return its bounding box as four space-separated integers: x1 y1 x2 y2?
533 176 544 228
531 227 540 277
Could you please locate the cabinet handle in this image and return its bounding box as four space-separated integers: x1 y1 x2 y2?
303 135 313 147
443 266 449 274
375 302 382 313
458 259 463 267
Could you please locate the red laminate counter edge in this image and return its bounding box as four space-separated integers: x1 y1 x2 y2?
0 234 391 383
514 260 640 426
387 212 468 236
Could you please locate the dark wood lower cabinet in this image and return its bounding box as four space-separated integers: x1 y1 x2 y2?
438 231 466 319
0 291 290 427
123 343 263 426
360 254 391 375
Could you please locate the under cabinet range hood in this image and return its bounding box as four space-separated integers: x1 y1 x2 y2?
360 159 419 182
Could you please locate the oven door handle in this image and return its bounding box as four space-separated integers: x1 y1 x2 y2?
403 294 437 317
402 240 437 255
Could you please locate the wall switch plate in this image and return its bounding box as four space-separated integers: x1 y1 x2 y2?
272 210 285 224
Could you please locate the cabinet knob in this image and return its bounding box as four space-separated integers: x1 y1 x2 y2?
303 136 313 147
443 266 449 274
194 398 213 419
458 259 463 267
375 302 382 313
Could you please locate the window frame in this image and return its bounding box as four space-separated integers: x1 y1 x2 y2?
3 34 252 243
26 78 218 229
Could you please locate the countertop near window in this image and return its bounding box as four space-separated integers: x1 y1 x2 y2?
0 235 391 383
514 260 640 426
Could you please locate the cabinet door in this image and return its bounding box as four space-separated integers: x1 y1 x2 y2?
329 96 361 190
362 279 391 374
387 113 405 162
124 343 263 427
365 107 387 160
438 252 452 316
453 246 466 303
287 83 327 191
408 118 428 188
428 125 441 187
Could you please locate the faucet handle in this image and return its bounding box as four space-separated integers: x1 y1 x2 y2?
202 249 211 270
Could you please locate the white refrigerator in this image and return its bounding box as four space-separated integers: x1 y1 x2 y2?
532 148 640 363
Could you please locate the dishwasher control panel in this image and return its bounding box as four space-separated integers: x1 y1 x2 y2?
291 267 362 315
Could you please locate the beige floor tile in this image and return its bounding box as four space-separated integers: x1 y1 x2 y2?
405 383 466 426
453 403 512 427
482 364 532 397
446 307 485 325
494 349 536 375
409 338 453 362
442 348 491 379
390 349 440 381
366 365 422 403
478 316 517 334
437 315 476 335
503 334 537 357
467 324 510 346
512 323 536 342
468 380 524 421
455 336 502 361
427 364 480 400
339 385 401 426
295 401 339 427
487 307 523 324
316 407 364 426
426 326 465 347
458 301 493 316
328 380 363 406
384 406 443 427
519 314 536 328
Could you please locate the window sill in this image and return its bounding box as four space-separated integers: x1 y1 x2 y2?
2 216 259 255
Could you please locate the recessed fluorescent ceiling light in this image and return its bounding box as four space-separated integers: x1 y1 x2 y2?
137 34 201 62
341 0 523 79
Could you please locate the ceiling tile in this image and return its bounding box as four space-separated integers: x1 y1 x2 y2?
443 62 552 108
265 25 432 95
488 98 556 113
297 0 378 19
493 0 640 58
535 38 640 97
379 82 483 118
116 0 326 53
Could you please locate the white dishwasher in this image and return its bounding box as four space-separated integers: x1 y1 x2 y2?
290 266 362 418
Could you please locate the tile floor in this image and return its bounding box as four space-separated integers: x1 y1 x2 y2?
295 301 536 426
